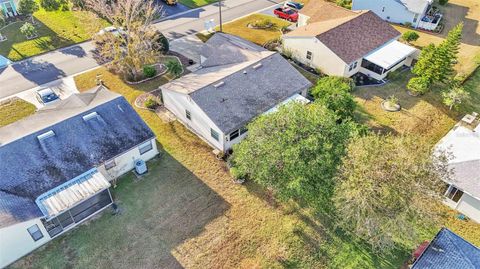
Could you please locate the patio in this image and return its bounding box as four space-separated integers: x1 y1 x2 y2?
418 5 443 31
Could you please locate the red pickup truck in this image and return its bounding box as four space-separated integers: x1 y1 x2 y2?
273 7 299 22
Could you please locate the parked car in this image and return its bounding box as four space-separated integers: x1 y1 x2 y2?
96 26 126 38
273 7 299 22
284 1 303 10
35 88 60 105
161 0 177 5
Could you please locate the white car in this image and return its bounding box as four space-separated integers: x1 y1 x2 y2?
96 26 126 37
35 88 60 105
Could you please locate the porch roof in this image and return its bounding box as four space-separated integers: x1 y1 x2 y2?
364 40 416 70
35 168 111 218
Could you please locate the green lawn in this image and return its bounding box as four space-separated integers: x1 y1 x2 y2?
178 0 217 8
219 14 291 46
0 7 108 61
0 98 36 127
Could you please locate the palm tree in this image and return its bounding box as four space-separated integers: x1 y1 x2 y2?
166 59 182 78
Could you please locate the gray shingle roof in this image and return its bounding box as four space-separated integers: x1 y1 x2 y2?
162 33 313 134
412 228 480 269
190 53 312 133
449 160 480 200
0 86 155 228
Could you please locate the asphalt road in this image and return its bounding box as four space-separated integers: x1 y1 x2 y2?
0 0 282 99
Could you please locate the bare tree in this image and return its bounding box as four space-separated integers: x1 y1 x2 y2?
87 0 165 81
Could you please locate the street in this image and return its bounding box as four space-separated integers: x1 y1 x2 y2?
0 0 281 99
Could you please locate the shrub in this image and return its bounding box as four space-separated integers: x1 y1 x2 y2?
20 22 36 38
40 0 68 10
229 167 245 180
402 31 420 43
166 59 182 78
144 98 158 109
251 18 273 28
439 0 448 5
407 76 431 95
336 0 352 9
155 32 169 53
386 95 399 105
282 46 293 59
311 76 356 120
143 65 157 78
404 22 413 28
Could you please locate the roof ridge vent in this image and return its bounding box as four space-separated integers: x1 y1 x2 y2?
83 111 99 121
37 130 55 141
214 81 225 88
253 63 263 70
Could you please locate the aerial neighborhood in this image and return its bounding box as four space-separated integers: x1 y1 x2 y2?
0 0 479 268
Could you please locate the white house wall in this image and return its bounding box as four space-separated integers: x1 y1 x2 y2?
0 218 50 268
282 36 347 76
352 0 419 27
297 14 310 27
455 194 480 223
99 138 159 181
162 89 225 151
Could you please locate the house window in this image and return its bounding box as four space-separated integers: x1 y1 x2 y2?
413 13 419 23
240 126 248 135
105 159 116 170
138 141 153 155
211 128 219 141
186 109 191 120
445 185 464 203
348 61 357 72
306 51 312 60
229 129 240 141
27 224 44 242
382 7 385 12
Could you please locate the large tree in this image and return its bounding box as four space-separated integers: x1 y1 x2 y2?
18 0 39 24
311 76 357 120
87 0 165 81
232 101 360 208
333 134 451 252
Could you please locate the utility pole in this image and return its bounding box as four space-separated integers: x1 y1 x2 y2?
218 0 223 32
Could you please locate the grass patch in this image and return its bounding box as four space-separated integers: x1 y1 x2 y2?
220 14 290 46
0 7 108 61
178 0 217 8
0 98 36 127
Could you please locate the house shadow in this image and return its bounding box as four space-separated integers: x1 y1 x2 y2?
439 2 479 46
107 150 230 268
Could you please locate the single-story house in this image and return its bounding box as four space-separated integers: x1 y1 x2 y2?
411 228 480 269
161 33 312 153
0 86 158 268
1 0 19 17
282 2 418 81
352 0 443 30
435 122 480 223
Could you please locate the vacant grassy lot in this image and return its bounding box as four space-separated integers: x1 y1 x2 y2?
0 98 36 127
219 14 290 46
0 7 107 61
179 0 216 8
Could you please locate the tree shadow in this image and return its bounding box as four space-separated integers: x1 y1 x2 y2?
59 44 88 58
12 58 66 85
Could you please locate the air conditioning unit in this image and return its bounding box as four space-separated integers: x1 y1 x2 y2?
134 159 147 175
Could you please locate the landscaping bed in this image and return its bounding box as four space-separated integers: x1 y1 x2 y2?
178 0 216 8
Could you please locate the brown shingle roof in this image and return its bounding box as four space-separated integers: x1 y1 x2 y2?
300 0 359 22
286 11 401 64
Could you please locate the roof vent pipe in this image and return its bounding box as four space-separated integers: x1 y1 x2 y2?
214 81 225 88
253 63 262 70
